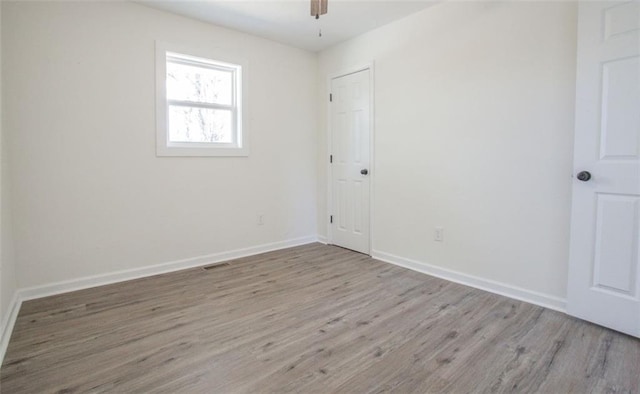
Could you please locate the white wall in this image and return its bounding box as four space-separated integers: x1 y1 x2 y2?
2 0 579 306
318 1 577 299
1 0 18 328
3 1 318 289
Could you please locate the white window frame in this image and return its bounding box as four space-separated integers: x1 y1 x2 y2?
156 41 249 157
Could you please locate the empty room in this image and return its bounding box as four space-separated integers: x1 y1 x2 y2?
0 0 639 392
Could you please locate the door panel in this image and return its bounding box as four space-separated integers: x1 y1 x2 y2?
567 1 640 337
600 57 639 159
604 1 640 39
592 194 638 294
330 69 371 254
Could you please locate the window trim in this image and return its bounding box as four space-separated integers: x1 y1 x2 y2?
156 41 249 157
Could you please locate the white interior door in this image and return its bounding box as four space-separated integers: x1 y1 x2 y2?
567 1 640 337
330 69 371 254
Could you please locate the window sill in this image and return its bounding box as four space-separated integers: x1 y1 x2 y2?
156 145 249 157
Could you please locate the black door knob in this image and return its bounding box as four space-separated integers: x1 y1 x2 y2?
577 171 591 182
360 169 369 175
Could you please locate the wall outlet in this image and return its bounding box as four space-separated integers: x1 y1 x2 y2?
434 227 444 242
257 214 264 226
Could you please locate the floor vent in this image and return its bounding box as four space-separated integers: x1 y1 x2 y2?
203 262 230 271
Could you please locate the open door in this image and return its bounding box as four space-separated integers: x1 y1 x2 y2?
567 1 640 337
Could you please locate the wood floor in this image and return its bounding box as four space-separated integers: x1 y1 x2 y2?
1 244 639 393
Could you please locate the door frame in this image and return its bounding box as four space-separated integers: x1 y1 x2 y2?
326 62 375 254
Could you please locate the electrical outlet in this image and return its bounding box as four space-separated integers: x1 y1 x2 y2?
257 214 264 226
434 227 444 242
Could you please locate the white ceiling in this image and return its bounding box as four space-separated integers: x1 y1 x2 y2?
137 1 438 52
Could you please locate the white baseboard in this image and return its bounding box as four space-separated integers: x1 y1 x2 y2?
20 236 318 302
1 238 565 366
317 235 328 244
372 250 567 313
1 236 318 365
0 291 22 366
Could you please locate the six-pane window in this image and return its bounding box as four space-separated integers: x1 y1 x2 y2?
156 43 247 156
166 54 238 144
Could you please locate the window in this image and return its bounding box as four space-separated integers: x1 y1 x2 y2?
156 42 248 156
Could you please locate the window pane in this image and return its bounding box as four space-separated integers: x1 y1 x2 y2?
167 62 233 105
169 106 233 143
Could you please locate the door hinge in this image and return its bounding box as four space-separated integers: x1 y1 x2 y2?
330 215 333 223
330 154 333 163
330 93 333 102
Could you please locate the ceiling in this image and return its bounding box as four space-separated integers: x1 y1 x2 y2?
137 1 437 52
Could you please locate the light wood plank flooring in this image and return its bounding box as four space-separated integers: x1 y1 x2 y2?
1 243 639 393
